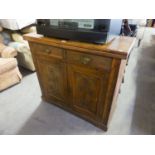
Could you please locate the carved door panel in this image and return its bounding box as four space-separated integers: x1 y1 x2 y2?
36 56 68 105
68 64 109 120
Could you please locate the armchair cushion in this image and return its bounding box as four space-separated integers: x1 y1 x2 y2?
8 42 35 71
8 42 30 53
11 33 28 46
21 26 36 34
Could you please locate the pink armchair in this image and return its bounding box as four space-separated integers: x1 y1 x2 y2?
0 43 22 91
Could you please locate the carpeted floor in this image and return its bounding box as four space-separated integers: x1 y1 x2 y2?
0 27 155 135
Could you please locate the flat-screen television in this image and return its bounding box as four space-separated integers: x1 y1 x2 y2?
36 19 122 44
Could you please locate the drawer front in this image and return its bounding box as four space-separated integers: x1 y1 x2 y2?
31 43 65 59
67 50 112 71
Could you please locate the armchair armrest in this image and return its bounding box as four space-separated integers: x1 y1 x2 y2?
0 43 17 58
1 47 17 58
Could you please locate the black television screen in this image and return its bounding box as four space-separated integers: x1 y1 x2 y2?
50 19 95 30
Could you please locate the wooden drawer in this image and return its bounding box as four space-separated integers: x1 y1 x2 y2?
31 43 65 59
67 50 112 71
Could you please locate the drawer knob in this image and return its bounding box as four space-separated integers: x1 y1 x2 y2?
45 48 51 54
81 56 91 64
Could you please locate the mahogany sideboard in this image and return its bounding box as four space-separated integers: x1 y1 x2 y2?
24 34 136 131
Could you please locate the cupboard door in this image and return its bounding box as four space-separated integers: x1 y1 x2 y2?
36 56 68 105
68 64 109 120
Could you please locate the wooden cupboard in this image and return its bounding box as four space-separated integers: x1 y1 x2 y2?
24 34 136 131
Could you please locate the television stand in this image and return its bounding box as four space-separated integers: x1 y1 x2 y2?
24 34 136 131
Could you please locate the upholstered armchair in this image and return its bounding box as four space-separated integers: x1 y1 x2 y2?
8 33 36 71
0 43 22 91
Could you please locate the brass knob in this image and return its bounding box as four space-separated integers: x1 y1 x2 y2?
45 48 51 54
81 56 91 64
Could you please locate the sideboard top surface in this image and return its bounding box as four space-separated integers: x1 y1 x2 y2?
24 33 136 59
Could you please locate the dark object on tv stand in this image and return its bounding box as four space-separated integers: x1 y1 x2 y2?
36 19 122 44
121 19 138 37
